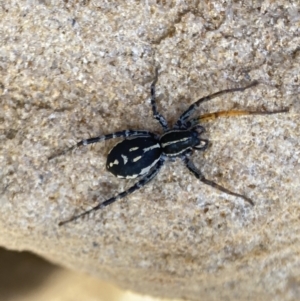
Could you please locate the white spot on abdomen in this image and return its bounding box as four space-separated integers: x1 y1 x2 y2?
129 147 139 152
121 154 128 164
132 156 142 162
109 159 119 167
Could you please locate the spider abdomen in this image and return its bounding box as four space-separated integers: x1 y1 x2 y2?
106 136 162 179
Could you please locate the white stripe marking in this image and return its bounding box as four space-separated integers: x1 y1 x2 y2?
140 157 160 175
161 137 189 148
143 143 160 153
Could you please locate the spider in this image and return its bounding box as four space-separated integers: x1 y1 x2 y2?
50 69 288 226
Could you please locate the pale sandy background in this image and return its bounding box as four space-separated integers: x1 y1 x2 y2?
0 1 300 301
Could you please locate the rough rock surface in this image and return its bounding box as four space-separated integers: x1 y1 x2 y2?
0 1 299 300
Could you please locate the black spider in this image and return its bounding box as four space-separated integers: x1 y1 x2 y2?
50 69 288 226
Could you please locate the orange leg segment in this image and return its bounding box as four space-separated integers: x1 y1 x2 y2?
190 107 289 125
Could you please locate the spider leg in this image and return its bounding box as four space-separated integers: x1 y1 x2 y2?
175 81 259 128
182 157 254 206
49 130 156 160
58 157 165 226
151 68 169 131
186 108 289 128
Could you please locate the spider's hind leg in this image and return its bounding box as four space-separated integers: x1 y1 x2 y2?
58 157 165 226
49 130 156 160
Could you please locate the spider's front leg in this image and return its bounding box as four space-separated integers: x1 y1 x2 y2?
182 157 254 206
175 81 259 128
186 107 289 128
